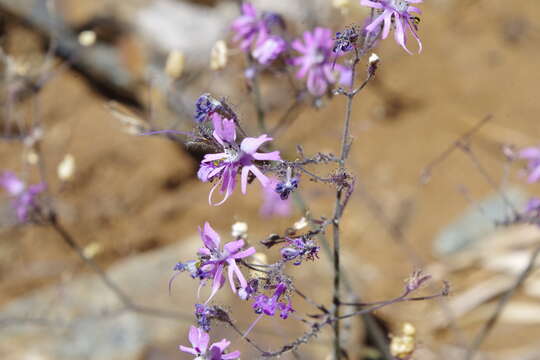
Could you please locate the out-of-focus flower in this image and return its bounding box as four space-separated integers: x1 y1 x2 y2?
519 146 540 183
0 171 44 222
231 3 286 65
179 326 240 359
291 27 352 96
165 50 185 79
78 30 96 47
57 154 76 181
252 35 287 65
198 113 281 205
260 177 291 218
293 217 308 230
333 0 352 15
360 0 423 54
390 322 416 359
210 40 228 70
231 221 248 239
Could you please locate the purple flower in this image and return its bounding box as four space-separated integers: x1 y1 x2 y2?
198 113 281 206
179 326 240 359
232 3 263 52
260 177 291 218
252 35 287 65
231 3 286 65
526 198 540 215
361 0 423 54
197 222 256 303
0 171 45 222
291 27 352 96
519 146 540 183
252 282 294 319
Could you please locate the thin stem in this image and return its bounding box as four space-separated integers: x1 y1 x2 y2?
48 212 192 322
465 245 540 360
331 47 362 360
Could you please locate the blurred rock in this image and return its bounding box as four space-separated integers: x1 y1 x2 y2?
433 188 527 256
0 236 205 360
134 0 236 63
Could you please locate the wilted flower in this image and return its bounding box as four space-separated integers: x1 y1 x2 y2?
361 0 423 54
194 93 223 123
519 146 540 183
198 113 281 206
179 326 240 359
57 154 76 181
280 236 320 265
0 171 45 222
405 269 431 293
252 282 294 319
333 26 360 53
291 27 352 96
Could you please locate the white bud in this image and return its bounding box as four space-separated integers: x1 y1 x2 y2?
57 154 76 181
293 217 308 230
78 30 96 47
26 151 39 165
165 50 185 79
369 53 380 65
232 221 248 238
210 40 228 70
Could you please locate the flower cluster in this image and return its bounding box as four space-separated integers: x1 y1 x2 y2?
0 171 45 222
197 112 281 205
174 2 431 357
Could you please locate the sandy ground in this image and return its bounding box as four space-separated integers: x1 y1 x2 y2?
1 0 540 359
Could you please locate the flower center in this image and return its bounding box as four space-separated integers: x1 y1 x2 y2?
312 47 327 65
224 147 241 162
390 0 409 12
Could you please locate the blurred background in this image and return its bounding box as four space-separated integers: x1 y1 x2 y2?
0 0 540 359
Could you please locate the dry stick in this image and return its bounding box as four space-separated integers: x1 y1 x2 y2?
260 284 447 358
458 142 520 217
47 212 193 322
421 114 493 184
465 245 540 360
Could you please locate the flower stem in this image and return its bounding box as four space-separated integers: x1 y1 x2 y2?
332 48 361 360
